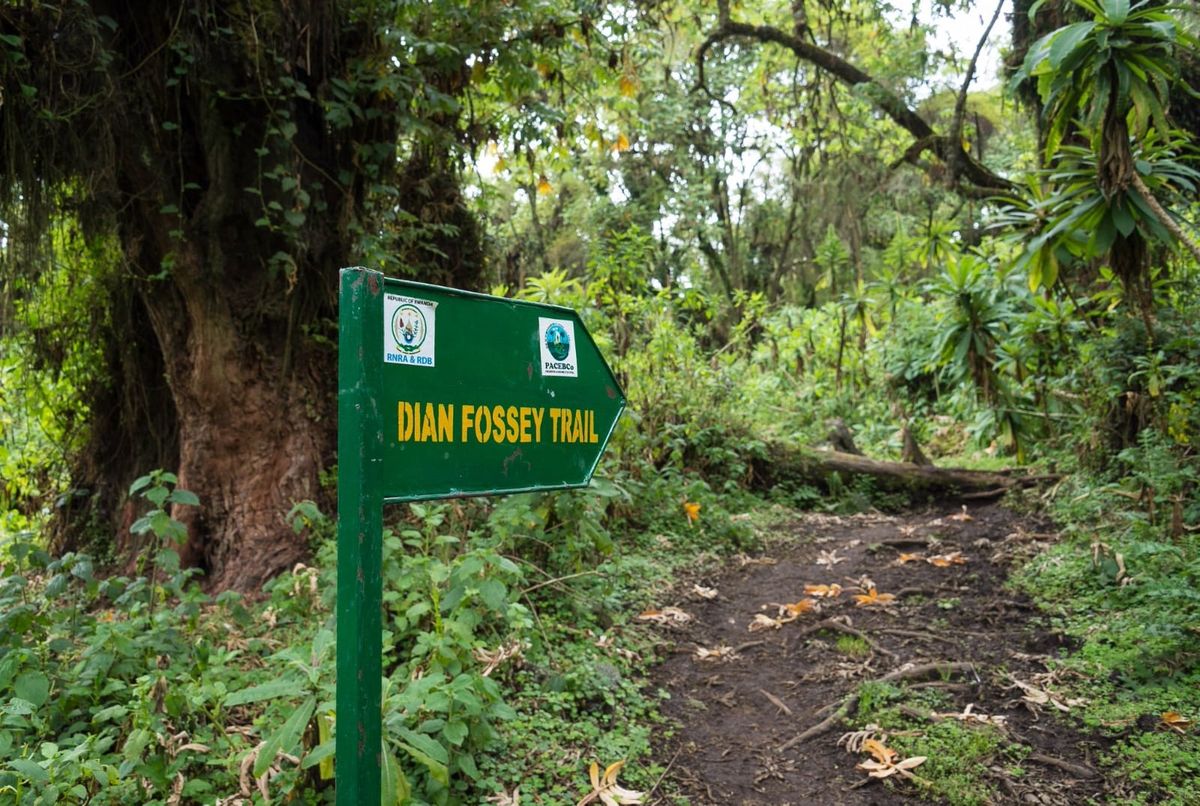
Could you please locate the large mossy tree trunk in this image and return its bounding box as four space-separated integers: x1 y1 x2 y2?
1 2 483 590
84 2 365 590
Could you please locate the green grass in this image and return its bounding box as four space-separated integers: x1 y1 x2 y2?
850 684 1015 806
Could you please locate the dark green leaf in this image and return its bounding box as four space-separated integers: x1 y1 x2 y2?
9 758 48 784
14 671 49 707
381 746 411 805
254 695 315 778
225 679 304 706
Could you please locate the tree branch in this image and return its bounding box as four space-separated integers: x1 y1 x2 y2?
695 14 1014 194
1130 171 1200 265
948 0 1006 181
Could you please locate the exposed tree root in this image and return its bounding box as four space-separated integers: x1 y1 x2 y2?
778 662 977 751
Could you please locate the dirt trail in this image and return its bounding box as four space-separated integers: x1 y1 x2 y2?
649 503 1112 805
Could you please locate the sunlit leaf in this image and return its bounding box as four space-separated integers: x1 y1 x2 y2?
576 759 644 805
1161 711 1192 734
853 587 897 607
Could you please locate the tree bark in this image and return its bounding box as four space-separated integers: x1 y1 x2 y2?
138 246 332 589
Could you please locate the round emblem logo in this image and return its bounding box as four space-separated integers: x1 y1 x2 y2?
391 304 426 353
544 322 570 361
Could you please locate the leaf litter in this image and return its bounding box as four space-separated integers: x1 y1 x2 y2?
652 503 1114 804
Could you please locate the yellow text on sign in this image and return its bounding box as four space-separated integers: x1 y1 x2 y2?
397 402 599 445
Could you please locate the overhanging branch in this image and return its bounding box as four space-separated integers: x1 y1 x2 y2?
695 15 1015 195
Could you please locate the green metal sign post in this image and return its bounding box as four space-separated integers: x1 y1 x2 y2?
336 267 625 804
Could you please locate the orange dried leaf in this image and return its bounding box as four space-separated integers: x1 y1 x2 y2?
853 588 897 607
1161 711 1193 733
777 599 815 618
636 607 692 625
577 759 644 806
895 552 922 565
861 738 897 765
804 583 843 598
927 551 967 567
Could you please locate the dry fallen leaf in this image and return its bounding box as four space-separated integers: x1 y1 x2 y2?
852 738 926 780
932 703 1007 727
857 752 927 780
576 760 645 806
636 607 693 625
895 552 923 565
804 583 843 599
838 725 886 754
816 549 846 568
693 644 739 662
853 587 897 607
1161 711 1193 734
748 613 787 632
862 738 896 765
691 584 719 600
473 641 525 677
486 787 521 806
949 506 974 522
927 551 968 567
736 554 778 567
1010 677 1086 712
771 600 816 618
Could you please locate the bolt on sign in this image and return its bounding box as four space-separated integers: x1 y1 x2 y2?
336 268 625 804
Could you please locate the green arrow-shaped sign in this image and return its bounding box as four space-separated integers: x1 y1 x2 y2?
378 274 625 499
335 267 625 805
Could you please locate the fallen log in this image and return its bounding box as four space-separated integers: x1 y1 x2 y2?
751 446 1056 498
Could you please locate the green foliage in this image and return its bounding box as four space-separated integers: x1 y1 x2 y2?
1107 731 1200 806
1015 0 1195 160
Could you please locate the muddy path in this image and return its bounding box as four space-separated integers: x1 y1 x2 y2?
647 503 1113 805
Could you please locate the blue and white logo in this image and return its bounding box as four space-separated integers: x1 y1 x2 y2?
538 317 577 377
